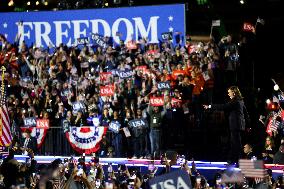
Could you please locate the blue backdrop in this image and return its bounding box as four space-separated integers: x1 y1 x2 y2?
0 4 185 48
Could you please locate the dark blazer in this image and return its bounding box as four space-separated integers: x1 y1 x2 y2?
211 97 246 131
21 137 37 153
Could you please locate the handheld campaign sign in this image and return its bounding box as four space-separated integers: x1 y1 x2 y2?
36 119 50 129
77 37 90 45
161 32 173 40
109 121 121 133
118 70 133 79
129 119 148 128
72 101 86 114
150 97 164 106
91 33 107 48
0 4 185 47
157 81 171 91
100 85 114 96
148 170 192 189
23 117 37 127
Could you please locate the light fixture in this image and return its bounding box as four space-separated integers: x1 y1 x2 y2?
104 2 109 6
272 78 282 93
8 0 14 6
36 1 39 5
240 0 244 4
44 1 48 6
266 99 271 104
27 1 31 6
274 84 280 91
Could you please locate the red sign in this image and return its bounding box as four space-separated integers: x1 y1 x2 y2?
172 70 185 80
36 119 49 129
243 23 255 33
100 72 113 84
100 85 114 96
150 97 164 106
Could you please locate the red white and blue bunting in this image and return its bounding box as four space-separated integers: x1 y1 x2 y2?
66 126 107 154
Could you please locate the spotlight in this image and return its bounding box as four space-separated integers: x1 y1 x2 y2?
104 2 109 7
36 1 40 5
44 1 48 6
8 0 14 6
240 0 244 4
266 99 271 104
27 1 31 5
274 84 280 91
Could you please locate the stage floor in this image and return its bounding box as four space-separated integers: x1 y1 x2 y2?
13 155 284 181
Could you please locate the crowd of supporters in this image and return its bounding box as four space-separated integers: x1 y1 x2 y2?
0 32 242 158
1 148 284 189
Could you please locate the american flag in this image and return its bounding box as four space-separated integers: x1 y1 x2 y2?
0 76 12 147
239 159 268 178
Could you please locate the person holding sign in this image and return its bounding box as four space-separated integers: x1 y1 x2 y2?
147 103 167 156
109 110 123 157
130 108 149 159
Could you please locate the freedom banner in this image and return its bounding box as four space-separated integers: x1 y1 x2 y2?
129 119 148 128
23 117 37 127
66 126 107 154
109 121 121 133
0 4 185 47
157 81 171 91
36 119 50 129
150 97 164 106
100 85 114 96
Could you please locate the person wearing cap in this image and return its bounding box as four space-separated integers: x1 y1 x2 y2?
20 129 37 155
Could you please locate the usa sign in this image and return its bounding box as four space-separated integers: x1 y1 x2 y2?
0 4 185 47
100 85 114 96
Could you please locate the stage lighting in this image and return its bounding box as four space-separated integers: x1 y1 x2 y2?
104 2 109 7
8 0 14 6
27 1 31 6
274 84 280 91
240 0 244 4
44 1 48 6
266 99 271 104
36 1 40 5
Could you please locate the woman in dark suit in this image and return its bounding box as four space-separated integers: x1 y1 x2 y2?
204 86 247 164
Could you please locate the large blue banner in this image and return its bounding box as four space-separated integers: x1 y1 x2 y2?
0 4 185 47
